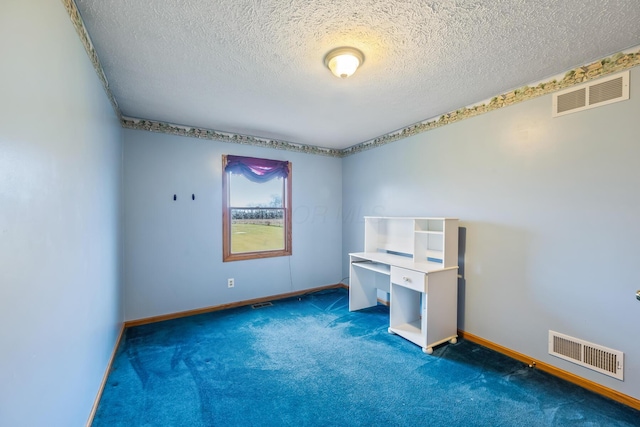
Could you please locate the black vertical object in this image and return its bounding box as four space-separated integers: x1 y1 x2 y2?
192 194 195 200
173 194 177 201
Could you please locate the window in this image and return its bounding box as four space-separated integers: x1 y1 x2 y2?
222 155 292 262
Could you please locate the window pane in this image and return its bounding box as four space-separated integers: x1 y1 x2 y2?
231 208 285 253
229 174 283 208
229 173 285 254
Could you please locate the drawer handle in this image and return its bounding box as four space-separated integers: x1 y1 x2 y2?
402 276 411 283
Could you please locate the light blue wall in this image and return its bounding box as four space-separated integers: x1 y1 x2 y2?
123 129 343 321
2 1 637 418
342 67 640 399
0 1 123 426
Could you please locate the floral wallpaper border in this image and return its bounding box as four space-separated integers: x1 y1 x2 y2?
62 0 121 120
120 118 343 157
63 0 639 158
343 48 640 157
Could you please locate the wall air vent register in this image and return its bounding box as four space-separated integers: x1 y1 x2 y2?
553 70 629 117
549 330 624 380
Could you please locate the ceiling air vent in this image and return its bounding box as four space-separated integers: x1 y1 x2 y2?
552 70 629 117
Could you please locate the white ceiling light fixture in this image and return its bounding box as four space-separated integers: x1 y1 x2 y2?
324 47 365 79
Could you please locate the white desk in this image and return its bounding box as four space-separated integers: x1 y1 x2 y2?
349 252 459 354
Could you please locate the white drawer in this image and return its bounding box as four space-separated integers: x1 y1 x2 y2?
391 266 425 292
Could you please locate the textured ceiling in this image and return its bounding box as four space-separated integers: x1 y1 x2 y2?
74 0 640 150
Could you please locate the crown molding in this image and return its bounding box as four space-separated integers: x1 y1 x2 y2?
63 1 638 158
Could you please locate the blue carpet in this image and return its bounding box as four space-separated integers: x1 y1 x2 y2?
93 288 640 426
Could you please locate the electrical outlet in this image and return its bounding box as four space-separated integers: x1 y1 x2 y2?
228 278 234 288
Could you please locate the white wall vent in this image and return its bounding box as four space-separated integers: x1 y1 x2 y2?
552 70 629 117
549 330 624 380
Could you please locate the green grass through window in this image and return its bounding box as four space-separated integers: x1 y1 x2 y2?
231 223 284 253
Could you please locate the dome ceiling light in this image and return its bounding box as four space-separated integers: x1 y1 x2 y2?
324 47 365 79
